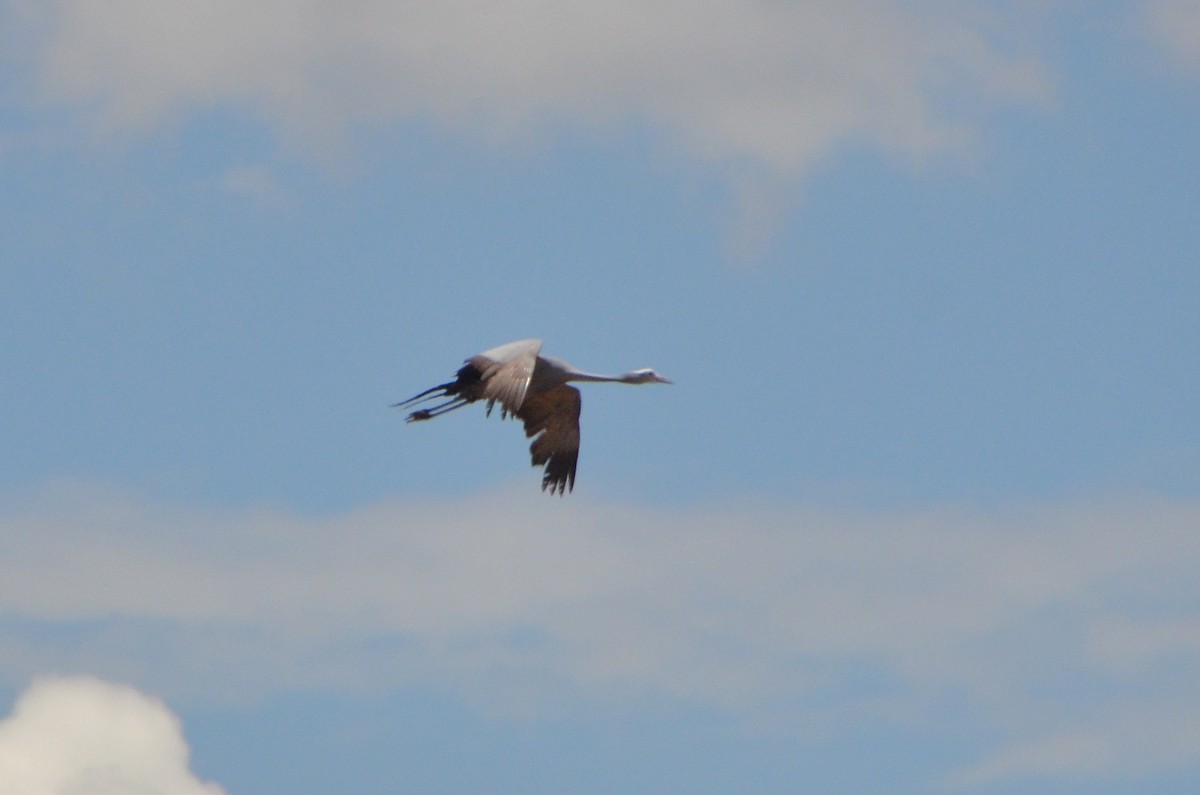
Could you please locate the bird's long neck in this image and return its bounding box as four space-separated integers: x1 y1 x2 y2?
563 370 627 383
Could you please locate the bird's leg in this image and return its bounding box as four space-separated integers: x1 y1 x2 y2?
392 380 457 408
404 397 470 422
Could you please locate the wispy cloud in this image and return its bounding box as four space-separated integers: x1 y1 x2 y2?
1146 0 1200 70
19 1 1049 176
0 675 224 795
947 700 1200 788
218 163 292 207
1 482 1198 785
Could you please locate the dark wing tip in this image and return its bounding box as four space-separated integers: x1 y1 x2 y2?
519 385 581 496
540 465 576 495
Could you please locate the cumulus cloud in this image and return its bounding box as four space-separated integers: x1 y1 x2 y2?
0 675 223 795
19 0 1048 175
1 482 1199 784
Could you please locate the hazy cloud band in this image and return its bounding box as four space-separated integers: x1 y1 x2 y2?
19 0 1049 174
1 482 1198 785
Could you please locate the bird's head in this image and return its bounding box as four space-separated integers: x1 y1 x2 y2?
623 368 673 385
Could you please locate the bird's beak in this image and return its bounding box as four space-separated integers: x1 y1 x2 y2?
655 375 673 384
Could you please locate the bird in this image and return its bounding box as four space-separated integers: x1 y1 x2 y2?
395 339 671 494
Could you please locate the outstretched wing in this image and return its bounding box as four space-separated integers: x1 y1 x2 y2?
516 383 581 495
469 338 542 417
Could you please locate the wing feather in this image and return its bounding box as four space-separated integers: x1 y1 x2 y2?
470 339 542 416
516 384 581 495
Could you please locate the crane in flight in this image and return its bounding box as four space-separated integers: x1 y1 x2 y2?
395 339 671 494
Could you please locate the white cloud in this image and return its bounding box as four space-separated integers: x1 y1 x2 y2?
1 482 1199 785
19 0 1049 175
0 675 224 795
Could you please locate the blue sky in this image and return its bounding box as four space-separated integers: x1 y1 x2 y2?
1 2 1199 793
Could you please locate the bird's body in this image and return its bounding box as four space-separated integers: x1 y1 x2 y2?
396 339 670 494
